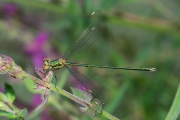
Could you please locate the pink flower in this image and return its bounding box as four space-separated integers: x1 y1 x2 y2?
2 3 17 16
26 31 49 52
0 87 4 93
25 31 49 67
31 94 42 107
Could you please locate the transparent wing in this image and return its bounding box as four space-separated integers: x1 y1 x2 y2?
63 10 102 60
65 65 104 102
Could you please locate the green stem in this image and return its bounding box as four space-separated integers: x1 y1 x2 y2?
102 110 119 120
107 13 180 38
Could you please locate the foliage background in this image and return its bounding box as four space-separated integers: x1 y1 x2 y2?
0 0 180 120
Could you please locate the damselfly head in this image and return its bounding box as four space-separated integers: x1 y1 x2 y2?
42 58 51 71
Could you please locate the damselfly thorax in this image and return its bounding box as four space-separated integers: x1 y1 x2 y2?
42 58 66 71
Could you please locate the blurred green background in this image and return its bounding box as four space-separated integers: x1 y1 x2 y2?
0 0 180 120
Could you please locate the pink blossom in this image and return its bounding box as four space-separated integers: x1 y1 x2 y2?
25 31 49 67
31 94 42 107
2 3 17 16
0 87 4 93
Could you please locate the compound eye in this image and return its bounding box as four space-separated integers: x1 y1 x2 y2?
42 58 50 71
43 58 49 62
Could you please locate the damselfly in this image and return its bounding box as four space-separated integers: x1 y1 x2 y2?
42 10 155 103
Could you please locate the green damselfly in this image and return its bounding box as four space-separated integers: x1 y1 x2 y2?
42 10 156 105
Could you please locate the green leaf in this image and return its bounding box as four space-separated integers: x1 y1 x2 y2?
15 108 27 120
0 101 11 111
4 83 15 103
7 114 16 119
0 111 12 117
165 83 180 120
0 92 8 102
20 108 27 118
